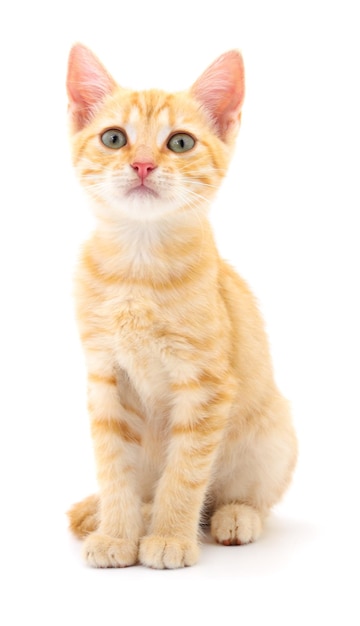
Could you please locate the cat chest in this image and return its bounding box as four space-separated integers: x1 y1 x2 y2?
80 277 220 391
113 292 202 383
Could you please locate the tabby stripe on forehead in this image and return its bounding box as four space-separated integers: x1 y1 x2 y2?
144 92 167 117
129 93 144 115
152 98 173 122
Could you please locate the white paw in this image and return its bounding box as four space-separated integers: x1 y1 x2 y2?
139 535 199 569
211 503 263 545
83 533 138 568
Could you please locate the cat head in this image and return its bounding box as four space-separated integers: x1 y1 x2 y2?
67 44 245 223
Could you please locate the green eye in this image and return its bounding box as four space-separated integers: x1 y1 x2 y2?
167 133 195 153
101 129 127 149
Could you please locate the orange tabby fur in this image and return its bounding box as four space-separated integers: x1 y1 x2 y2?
66 44 297 569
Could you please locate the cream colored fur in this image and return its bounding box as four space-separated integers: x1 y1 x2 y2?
66 44 297 569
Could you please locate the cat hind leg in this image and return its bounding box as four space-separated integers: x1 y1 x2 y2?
210 400 297 546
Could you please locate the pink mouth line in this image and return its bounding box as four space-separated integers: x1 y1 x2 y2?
126 184 158 198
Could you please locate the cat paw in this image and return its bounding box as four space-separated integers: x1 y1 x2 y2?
211 503 263 545
83 533 138 568
139 535 199 569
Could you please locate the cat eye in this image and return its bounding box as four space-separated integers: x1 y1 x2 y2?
101 128 127 149
167 133 195 153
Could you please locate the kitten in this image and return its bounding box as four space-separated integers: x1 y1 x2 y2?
66 44 297 569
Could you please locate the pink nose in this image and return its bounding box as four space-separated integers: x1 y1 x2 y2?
131 161 157 181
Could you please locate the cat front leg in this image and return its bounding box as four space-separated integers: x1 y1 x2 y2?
139 374 235 569
82 356 144 567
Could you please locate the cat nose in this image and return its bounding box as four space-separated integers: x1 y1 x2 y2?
131 161 157 181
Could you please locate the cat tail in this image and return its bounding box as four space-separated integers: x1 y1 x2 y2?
67 494 99 538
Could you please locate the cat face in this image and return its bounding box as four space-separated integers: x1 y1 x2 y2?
67 45 245 222
71 89 231 221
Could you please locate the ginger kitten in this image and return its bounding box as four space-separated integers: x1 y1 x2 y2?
66 44 297 569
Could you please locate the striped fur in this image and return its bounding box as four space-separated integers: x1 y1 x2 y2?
66 44 297 569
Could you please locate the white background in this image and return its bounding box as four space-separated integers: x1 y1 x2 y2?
1 1 359 624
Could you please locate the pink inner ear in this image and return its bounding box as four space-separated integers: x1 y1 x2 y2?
66 44 116 131
191 51 245 141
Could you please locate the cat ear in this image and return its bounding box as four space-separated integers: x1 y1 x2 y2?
66 43 116 131
191 50 245 142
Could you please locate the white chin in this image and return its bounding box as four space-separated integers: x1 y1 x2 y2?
117 193 179 221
